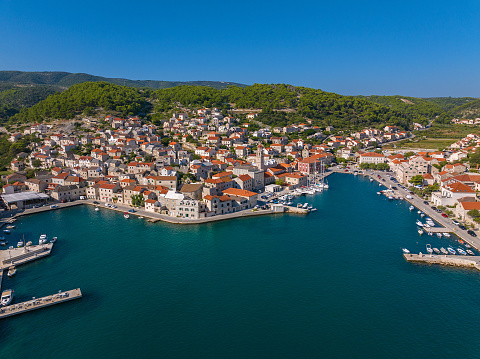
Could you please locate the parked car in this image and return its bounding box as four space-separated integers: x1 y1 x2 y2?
468 230 477 237
441 213 448 218
431 206 437 210
423 201 429 205
459 225 467 230
452 220 460 225
93 201 99 204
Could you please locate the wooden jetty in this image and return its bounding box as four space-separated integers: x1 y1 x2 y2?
0 288 82 319
403 253 480 271
423 227 454 233
0 243 54 270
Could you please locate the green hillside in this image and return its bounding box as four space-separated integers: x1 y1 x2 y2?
0 71 246 90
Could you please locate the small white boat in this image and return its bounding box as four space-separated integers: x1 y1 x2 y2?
7 266 16 277
433 248 440 254
427 232 433 236
420 213 425 218
388 196 394 200
426 244 433 254
436 233 442 238
467 249 475 256
302 203 309 209
0 241 6 246
1 289 14 306
39 234 47 245
3 230 11 234
377 192 381 195
95 207 100 211
416 220 424 227
418 229 424 235
409 206 414 211
26 241 32 246
310 208 317 212
440 247 448 255
50 237 57 243
124 213 130 219
16 241 24 248
443 233 451 238
465 243 472 249
6 225 15 229
457 248 467 256
447 247 456 255
138 216 144 219
402 248 410 254
417 210 422 214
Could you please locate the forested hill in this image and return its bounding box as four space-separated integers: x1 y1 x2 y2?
0 71 246 90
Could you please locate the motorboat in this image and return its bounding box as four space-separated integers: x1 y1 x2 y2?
420 213 425 218
417 210 422 214
7 266 16 277
418 229 424 235
310 208 317 212
25 241 32 246
436 233 442 238
457 248 467 256
427 232 433 236
416 220 424 227
39 234 47 245
409 206 414 211
50 237 57 243
3 229 11 234
6 225 15 229
16 241 24 247
465 243 472 249
447 247 456 255
467 249 475 256
388 196 394 200
0 241 6 246
433 248 440 254
1 289 14 306
302 203 309 209
377 192 381 195
426 244 433 254
443 233 451 238
458 239 464 244
402 248 410 254
440 247 448 255
95 207 100 211
124 212 130 219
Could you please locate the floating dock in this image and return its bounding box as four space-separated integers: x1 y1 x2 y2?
0 288 82 319
0 243 54 270
403 253 480 271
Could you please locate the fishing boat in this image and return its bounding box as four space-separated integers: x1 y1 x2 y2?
457 248 467 256
402 248 410 254
124 212 130 219
7 266 16 277
1 289 14 306
436 233 442 238
409 205 414 211
418 229 424 235
426 244 433 254
440 247 448 255
447 247 456 255
433 248 440 254
443 233 451 238
416 220 424 227
467 249 475 256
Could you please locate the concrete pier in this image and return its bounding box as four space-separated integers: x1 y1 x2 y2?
403 253 480 271
0 243 54 270
0 288 82 319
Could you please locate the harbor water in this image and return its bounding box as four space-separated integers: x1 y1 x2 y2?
2 173 480 358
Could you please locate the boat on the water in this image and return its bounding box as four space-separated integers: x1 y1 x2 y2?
409 206 414 211
417 210 421 214
416 220 424 227
447 247 456 255
402 248 410 254
427 232 433 236
465 243 472 249
7 266 16 277
467 249 475 255
25 241 32 246
6 225 15 229
457 248 467 255
3 229 11 234
433 248 440 254
420 213 425 218
376 192 381 195
124 212 130 219
436 233 442 238
388 196 394 200
16 241 23 247
426 244 433 254
418 229 424 235
95 207 100 211
443 233 451 238
440 247 448 255
302 203 309 209
39 234 47 245
1 289 13 306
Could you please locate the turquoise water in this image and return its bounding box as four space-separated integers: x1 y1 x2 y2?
2 173 480 358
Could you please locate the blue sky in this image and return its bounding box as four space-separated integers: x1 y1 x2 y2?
1 0 479 97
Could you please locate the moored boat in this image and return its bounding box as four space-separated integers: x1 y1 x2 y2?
433 248 440 254
16 241 23 247
95 207 100 211
402 248 410 254
440 247 448 255
417 210 421 214
457 247 467 255
418 229 424 235
436 233 442 238
465 243 472 249
409 206 414 211
39 234 47 244
447 247 456 255
7 266 16 277
420 213 425 218
1 289 14 306
467 249 475 256
426 244 433 254
443 233 451 238
416 220 424 227
124 212 130 219
3 229 11 234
